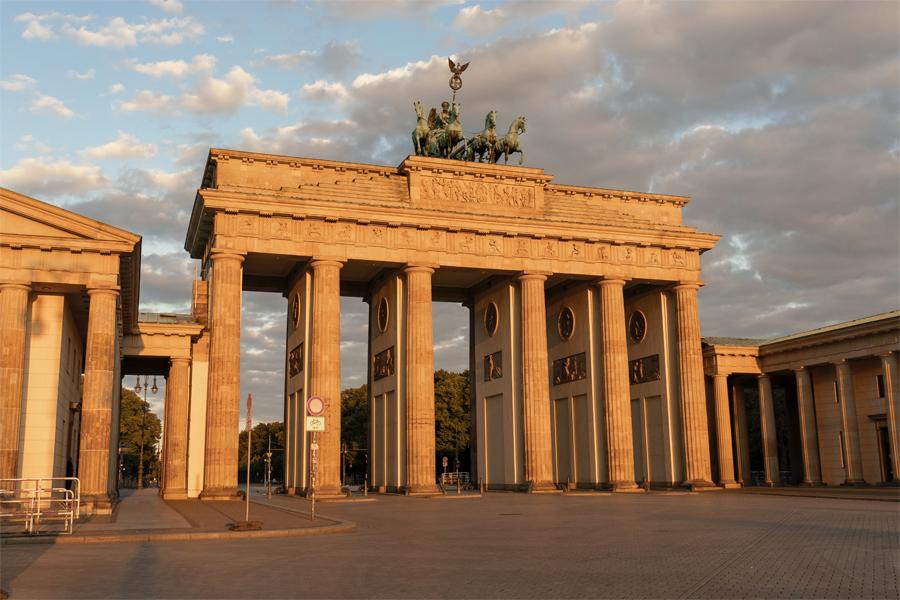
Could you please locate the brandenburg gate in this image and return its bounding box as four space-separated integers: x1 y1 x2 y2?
183 147 720 497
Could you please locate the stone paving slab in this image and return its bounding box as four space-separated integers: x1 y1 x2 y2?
738 485 900 502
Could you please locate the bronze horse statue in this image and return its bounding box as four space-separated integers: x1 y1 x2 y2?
491 116 526 165
425 102 463 158
455 110 497 162
411 100 430 156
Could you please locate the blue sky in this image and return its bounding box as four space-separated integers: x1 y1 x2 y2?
2 1 898 422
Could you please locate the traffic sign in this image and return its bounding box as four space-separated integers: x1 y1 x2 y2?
306 416 326 431
306 396 325 416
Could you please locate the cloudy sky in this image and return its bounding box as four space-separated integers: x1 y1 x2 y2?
1 1 897 422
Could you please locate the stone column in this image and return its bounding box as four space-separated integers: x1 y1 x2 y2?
162 357 191 499
201 250 244 499
835 360 865 484
308 259 343 496
732 380 752 485
518 273 554 490
78 287 119 506
0 283 30 480
794 367 822 485
757 374 780 486
597 279 636 490
881 353 900 483
713 374 737 486
404 265 439 494
673 283 713 487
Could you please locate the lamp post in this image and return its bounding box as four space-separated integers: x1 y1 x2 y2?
133 375 158 489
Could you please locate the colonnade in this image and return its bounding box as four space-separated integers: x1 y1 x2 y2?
713 353 900 486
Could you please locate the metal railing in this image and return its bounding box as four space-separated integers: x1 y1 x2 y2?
0 477 80 535
440 471 471 491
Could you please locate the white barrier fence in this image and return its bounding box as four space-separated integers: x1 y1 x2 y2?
0 477 80 535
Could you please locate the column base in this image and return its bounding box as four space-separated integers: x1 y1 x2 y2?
200 487 241 500
81 493 117 515
841 479 868 487
405 483 442 496
306 485 349 499
720 481 742 489
762 481 781 487
683 479 719 492
608 481 644 493
800 481 826 487
161 489 189 500
523 480 559 493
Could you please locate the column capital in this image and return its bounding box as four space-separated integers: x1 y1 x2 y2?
209 249 246 263
793 365 808 372
517 271 550 282
757 373 770 381
169 356 191 366
880 351 897 360
713 373 729 381
402 264 436 275
0 282 31 293
672 281 703 291
308 257 345 270
596 277 629 288
87 286 120 298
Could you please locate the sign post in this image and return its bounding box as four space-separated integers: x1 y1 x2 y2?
306 396 326 521
245 393 252 522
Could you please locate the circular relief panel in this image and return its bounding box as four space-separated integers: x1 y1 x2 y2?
628 311 647 344
377 296 389 333
291 293 301 328
557 306 575 341
484 302 499 337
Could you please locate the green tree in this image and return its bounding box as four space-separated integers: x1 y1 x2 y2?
341 384 368 482
238 421 285 484
118 387 162 486
434 369 471 472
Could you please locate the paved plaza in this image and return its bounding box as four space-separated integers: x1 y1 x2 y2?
2 491 898 599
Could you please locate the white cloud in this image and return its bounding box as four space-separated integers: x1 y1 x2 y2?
30 94 74 118
149 0 184 14
260 41 360 74
0 74 37 91
58 15 203 47
260 50 315 69
300 80 349 102
181 66 289 114
110 83 126 94
115 90 176 113
14 11 92 40
217 34 234 43
21 19 55 40
15 134 51 154
0 157 107 197
352 55 441 88
127 54 216 77
82 132 158 159
67 68 95 80
453 4 506 35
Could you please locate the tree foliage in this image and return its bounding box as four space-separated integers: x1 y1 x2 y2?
434 369 471 457
118 387 162 485
238 421 285 484
341 384 369 482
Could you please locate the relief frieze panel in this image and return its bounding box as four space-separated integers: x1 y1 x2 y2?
483 351 503 382
288 343 303 377
629 354 660 385
373 346 395 381
553 352 587 386
419 175 536 209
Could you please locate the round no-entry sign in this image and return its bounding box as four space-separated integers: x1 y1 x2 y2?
307 396 325 416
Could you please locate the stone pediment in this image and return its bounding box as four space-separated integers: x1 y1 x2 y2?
0 187 141 252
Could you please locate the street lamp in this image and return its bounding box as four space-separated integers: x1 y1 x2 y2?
133 375 157 489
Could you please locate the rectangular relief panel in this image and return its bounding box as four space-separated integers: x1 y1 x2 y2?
483 351 502 382
373 346 396 381
629 354 660 385
288 343 303 377
553 352 586 385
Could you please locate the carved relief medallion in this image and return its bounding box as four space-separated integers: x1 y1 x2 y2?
484 302 499 337
557 306 575 341
483 351 503 382
373 347 395 381
629 354 660 385
628 311 647 344
291 293 301 328
288 343 303 377
553 352 586 385
377 297 389 333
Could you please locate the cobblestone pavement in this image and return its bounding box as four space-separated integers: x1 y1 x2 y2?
2 491 897 599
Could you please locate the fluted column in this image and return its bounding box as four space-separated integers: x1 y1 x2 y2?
518 272 554 490
881 353 900 483
732 380 752 485
794 367 822 485
308 259 343 496
162 357 191 499
757 374 780 486
673 283 713 487
597 279 636 490
78 287 120 505
404 265 439 494
201 250 244 498
835 360 865 484
0 283 31 480
713 374 737 486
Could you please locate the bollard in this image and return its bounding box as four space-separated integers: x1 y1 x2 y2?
364 475 368 497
